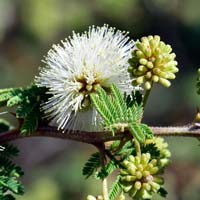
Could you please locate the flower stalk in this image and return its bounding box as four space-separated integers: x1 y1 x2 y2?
96 143 109 200
134 139 141 157
143 86 152 108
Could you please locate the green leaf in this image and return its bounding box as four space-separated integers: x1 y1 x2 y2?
82 152 101 179
16 103 33 118
110 84 127 119
129 123 145 143
158 187 168 197
96 159 118 179
0 176 24 194
129 103 143 123
97 87 118 121
108 176 122 200
0 92 14 107
91 85 145 138
115 141 135 157
141 143 160 159
124 90 143 107
7 95 23 107
0 88 22 107
1 144 19 158
20 107 39 135
90 94 112 125
0 144 24 199
140 123 153 139
0 84 49 135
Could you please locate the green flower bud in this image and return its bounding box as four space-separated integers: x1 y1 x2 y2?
117 193 126 200
120 153 165 199
159 158 170 168
128 155 135 162
195 112 200 122
136 50 145 58
147 61 154 69
140 188 152 199
143 182 151 191
128 35 178 90
97 195 103 200
152 75 159 82
136 76 145 84
144 81 152 90
159 78 171 87
138 65 148 72
135 181 142 190
86 195 96 200
145 71 152 79
123 184 132 192
153 68 161 75
129 187 137 197
85 195 104 200
139 58 148 65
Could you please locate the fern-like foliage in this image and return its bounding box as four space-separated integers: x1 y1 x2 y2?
108 176 122 200
0 144 24 199
82 152 101 179
141 143 160 159
95 159 118 180
124 90 143 107
158 187 168 197
114 141 135 157
0 117 24 199
90 84 153 143
0 85 49 135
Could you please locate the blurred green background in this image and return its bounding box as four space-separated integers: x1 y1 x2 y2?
0 0 200 199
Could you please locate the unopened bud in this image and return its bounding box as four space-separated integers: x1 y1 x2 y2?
152 75 159 82
134 181 142 190
87 195 96 200
145 81 151 90
117 193 125 200
159 78 171 87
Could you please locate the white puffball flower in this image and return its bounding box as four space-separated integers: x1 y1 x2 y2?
35 25 135 132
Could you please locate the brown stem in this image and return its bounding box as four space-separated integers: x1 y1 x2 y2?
0 124 200 145
0 127 130 144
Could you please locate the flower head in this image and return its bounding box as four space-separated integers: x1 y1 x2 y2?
120 153 164 199
128 35 178 90
35 25 134 131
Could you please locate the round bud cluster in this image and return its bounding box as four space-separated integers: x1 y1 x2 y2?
128 35 178 90
145 137 171 168
120 153 164 199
